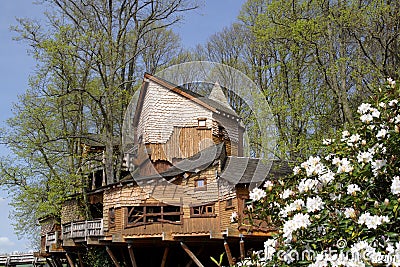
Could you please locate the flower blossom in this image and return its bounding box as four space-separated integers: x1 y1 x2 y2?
249 187 266 202
344 207 356 218
280 189 294 199
391 176 400 195
387 77 396 88
300 156 324 177
263 239 277 260
298 178 319 193
347 134 361 147
337 158 354 174
306 196 325 213
358 212 389 229
283 213 311 242
279 199 305 218
263 180 273 189
376 128 388 139
371 159 387 176
347 184 361 195
356 151 374 164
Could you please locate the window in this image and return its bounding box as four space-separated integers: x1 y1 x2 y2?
190 204 216 217
109 207 115 227
198 118 207 127
225 198 234 209
126 205 182 227
194 178 207 191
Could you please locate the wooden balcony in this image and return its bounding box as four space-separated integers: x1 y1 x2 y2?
62 219 104 241
0 253 46 266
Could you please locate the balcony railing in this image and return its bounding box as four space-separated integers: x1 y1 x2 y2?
45 231 59 246
62 219 104 240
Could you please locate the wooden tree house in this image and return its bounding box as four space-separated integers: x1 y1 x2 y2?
38 73 290 266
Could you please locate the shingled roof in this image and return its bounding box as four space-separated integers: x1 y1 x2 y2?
143 73 240 119
219 157 292 185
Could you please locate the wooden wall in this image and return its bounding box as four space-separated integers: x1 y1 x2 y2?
61 199 86 225
136 81 213 144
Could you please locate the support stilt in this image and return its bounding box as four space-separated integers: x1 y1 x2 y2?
78 252 85 267
66 253 75 267
180 242 204 267
53 256 63 267
160 247 169 267
224 238 234 266
128 244 138 267
240 235 245 260
46 258 55 267
106 246 121 267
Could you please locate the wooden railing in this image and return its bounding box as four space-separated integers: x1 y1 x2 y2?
0 253 46 266
45 231 58 247
62 219 104 240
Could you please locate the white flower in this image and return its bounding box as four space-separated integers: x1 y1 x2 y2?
263 180 273 188
300 156 325 177
280 189 293 199
347 134 361 146
358 212 390 229
332 157 341 166
387 77 396 88
337 158 354 174
341 130 350 140
357 103 372 114
319 170 335 185
279 199 304 218
230 212 238 222
306 196 325 213
344 207 356 218
376 128 388 139
249 187 266 202
389 99 398 106
347 184 361 195
391 176 400 195
379 102 386 108
360 113 373 123
322 138 334 145
293 166 301 175
283 213 311 241
371 108 380 118
395 115 400 124
298 178 319 193
264 239 277 260
372 159 387 176
357 151 374 164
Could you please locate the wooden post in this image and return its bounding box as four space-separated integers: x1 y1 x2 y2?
180 242 204 267
240 235 245 260
46 258 55 267
106 246 121 267
224 239 234 266
160 247 169 267
127 244 138 267
78 252 85 267
66 253 75 267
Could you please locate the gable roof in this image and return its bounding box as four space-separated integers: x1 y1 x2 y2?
140 73 240 119
219 157 292 185
134 143 226 181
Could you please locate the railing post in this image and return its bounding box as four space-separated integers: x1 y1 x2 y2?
85 220 88 240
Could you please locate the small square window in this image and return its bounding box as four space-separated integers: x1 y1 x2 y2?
196 179 205 187
198 119 206 127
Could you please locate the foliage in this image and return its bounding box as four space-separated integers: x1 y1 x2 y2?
0 0 196 241
241 78 400 266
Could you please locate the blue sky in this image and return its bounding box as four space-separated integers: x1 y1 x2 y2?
0 0 245 253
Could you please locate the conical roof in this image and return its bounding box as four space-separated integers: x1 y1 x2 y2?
208 82 236 113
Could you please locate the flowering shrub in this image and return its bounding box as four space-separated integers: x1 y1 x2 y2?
240 79 400 266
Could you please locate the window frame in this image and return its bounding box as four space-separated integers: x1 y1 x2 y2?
190 203 216 218
125 204 183 228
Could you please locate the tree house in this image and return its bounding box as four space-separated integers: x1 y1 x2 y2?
39 73 290 266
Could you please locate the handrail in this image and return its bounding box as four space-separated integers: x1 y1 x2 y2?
62 219 104 240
